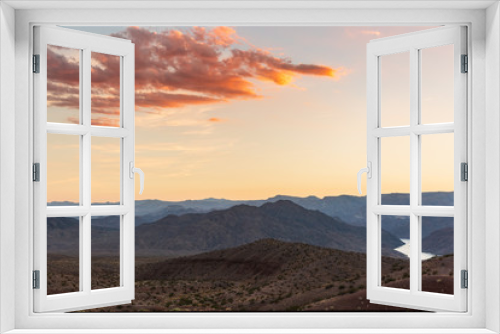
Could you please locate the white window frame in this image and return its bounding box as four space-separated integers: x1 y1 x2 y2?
1 1 499 333
366 26 468 312
33 26 136 313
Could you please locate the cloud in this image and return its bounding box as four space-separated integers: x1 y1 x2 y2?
136 91 223 109
46 26 348 123
208 117 224 123
91 117 120 127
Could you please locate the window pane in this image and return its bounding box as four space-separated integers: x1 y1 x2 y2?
421 133 454 205
47 45 80 124
47 216 80 295
47 134 80 205
380 52 410 128
421 45 454 124
381 136 410 205
91 137 121 204
381 216 409 290
92 216 120 290
91 52 121 127
421 217 454 295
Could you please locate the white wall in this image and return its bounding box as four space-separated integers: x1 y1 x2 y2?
0 2 16 333
486 2 500 333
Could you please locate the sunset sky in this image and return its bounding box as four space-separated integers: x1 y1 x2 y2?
46 26 455 202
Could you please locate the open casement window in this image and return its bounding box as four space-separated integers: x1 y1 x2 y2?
33 26 141 312
364 26 467 312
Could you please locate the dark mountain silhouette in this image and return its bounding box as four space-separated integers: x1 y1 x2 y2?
48 192 453 236
422 227 454 255
47 217 120 256
47 217 80 256
134 200 403 256
91 216 120 229
381 216 454 239
48 201 404 257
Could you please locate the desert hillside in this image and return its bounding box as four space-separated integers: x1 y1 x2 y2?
46 239 453 312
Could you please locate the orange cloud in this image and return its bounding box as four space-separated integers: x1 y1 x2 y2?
67 116 120 127
46 26 348 123
208 117 224 122
91 117 120 127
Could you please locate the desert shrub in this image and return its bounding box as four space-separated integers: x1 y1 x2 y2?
178 298 192 306
286 305 302 311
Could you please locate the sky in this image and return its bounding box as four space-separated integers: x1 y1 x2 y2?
46 26 455 202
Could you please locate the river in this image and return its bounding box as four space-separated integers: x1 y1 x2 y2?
394 238 436 260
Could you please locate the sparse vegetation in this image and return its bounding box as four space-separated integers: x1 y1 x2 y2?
44 239 452 313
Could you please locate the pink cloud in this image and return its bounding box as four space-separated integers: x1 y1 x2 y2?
46 26 348 122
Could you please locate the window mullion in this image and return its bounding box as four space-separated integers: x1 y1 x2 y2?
409 47 421 294
82 47 92 294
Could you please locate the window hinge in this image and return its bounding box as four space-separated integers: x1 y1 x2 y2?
461 54 468 73
33 163 40 182
33 270 40 289
461 270 468 289
33 54 40 73
461 162 468 182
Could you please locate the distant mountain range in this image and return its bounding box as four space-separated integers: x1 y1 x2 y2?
47 216 120 257
422 227 454 255
48 192 453 239
48 200 404 257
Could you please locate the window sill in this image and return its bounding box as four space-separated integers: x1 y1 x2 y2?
4 329 498 334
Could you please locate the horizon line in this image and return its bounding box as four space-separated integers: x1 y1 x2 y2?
47 191 454 204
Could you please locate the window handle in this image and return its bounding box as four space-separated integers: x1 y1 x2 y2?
129 161 145 195
357 162 372 195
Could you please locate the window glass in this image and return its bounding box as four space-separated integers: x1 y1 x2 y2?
381 136 410 205
91 52 121 127
47 217 80 295
421 45 454 124
91 137 121 205
92 216 121 290
47 134 80 206
381 216 410 290
47 45 80 124
380 52 410 127
421 217 454 295
421 133 454 206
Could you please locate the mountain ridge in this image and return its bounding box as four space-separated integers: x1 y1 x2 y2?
48 192 453 239
48 200 405 257
134 200 404 256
